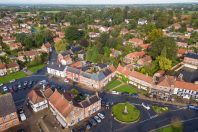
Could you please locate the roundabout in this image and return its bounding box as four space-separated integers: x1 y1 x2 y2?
112 102 140 123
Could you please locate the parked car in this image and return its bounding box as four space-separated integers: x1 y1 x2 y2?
97 113 105 119
13 86 18 92
18 83 22 90
86 123 92 130
121 92 129 96
3 86 8 92
89 118 97 126
131 93 139 98
64 79 69 83
10 79 15 83
18 108 26 121
24 81 28 86
94 115 101 123
142 102 150 110
39 80 47 84
9 87 14 93
0 83 3 87
111 90 120 95
187 105 198 111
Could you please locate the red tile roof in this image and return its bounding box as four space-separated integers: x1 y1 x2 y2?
28 90 45 104
125 51 145 59
6 62 19 69
49 90 74 118
175 81 198 91
0 63 6 69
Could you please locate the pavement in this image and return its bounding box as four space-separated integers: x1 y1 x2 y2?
1 47 198 132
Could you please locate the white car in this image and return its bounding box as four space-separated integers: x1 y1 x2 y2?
39 80 47 84
64 79 69 83
97 113 105 119
142 102 150 110
94 115 101 123
111 91 120 95
19 113 26 121
3 86 8 92
10 79 15 83
0 83 3 87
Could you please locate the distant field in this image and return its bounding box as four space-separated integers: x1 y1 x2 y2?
0 71 26 84
183 11 197 15
43 11 61 13
16 10 61 14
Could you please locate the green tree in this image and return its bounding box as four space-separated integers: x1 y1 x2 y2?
157 56 172 71
54 39 68 53
150 37 177 61
65 26 84 43
71 88 78 95
147 29 164 42
86 46 99 63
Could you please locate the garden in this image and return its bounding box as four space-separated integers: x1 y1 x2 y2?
112 102 140 123
0 71 26 84
152 105 169 114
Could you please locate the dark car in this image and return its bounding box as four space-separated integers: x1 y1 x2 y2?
131 93 139 98
13 86 18 92
89 118 97 126
122 92 129 96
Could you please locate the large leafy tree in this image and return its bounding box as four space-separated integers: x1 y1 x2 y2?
147 29 163 43
86 46 99 63
150 37 177 61
157 56 172 71
65 26 84 43
54 39 68 53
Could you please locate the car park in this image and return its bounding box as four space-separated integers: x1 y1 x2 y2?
97 113 105 120
142 102 150 110
89 118 97 126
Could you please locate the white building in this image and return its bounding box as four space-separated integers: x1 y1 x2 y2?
47 63 67 77
28 86 53 112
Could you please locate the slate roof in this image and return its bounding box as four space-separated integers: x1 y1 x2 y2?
47 63 66 71
185 53 198 59
0 93 17 117
78 95 100 108
67 66 81 74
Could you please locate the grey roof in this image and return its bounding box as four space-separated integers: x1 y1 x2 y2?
67 66 81 74
47 63 66 71
60 50 72 56
78 95 100 108
91 72 106 81
0 93 17 117
185 53 198 59
81 72 92 79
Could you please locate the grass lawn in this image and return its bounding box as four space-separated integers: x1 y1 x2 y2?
156 125 183 132
112 102 140 123
106 80 122 90
28 64 46 73
0 71 26 84
152 105 169 114
114 84 137 94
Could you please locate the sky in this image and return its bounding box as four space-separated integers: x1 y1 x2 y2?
0 0 197 4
